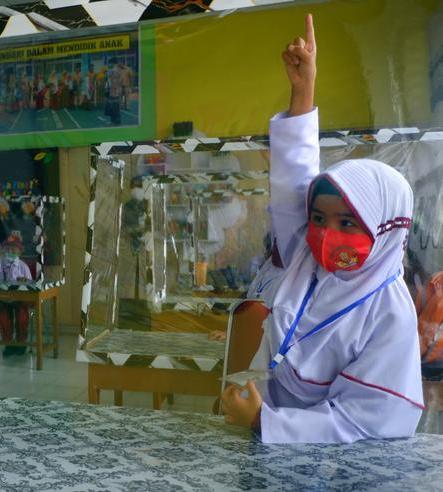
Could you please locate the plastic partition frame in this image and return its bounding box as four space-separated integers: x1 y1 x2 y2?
0 195 66 292
80 155 125 341
91 126 443 157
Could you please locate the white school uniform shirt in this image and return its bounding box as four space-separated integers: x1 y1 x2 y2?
254 108 423 444
246 256 284 371
0 258 32 282
246 257 282 306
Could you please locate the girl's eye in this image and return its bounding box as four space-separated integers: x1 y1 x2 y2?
311 213 324 225
341 219 357 228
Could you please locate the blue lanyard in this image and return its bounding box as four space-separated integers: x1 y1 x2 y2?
269 270 401 369
256 277 274 294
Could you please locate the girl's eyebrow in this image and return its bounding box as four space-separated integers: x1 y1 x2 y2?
311 207 355 218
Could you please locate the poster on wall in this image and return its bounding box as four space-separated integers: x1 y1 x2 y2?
0 30 139 135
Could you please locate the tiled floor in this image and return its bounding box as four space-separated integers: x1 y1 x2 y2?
0 330 216 413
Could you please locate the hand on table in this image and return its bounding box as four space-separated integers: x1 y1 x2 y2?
221 380 262 428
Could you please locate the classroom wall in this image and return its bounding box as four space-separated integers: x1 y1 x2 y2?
155 0 439 138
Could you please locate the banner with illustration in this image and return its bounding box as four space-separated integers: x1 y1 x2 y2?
0 30 140 137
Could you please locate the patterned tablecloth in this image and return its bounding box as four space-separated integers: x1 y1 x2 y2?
1 398 443 492
82 330 226 371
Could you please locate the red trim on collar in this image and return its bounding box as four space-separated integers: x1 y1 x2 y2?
340 372 425 410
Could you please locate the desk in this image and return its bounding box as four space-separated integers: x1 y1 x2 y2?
0 286 59 370
86 331 225 408
0 398 442 491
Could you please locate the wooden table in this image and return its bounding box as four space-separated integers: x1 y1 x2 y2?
0 286 59 370
85 331 224 408
88 363 221 408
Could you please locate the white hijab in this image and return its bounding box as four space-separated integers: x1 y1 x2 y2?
269 158 420 399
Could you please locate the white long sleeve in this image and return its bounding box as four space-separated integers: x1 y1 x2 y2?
269 108 319 268
260 387 421 444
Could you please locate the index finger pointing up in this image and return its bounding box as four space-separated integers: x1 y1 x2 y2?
305 13 316 52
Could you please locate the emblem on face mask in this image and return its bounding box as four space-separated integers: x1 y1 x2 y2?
331 246 359 269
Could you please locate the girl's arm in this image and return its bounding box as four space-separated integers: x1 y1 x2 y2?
270 14 319 268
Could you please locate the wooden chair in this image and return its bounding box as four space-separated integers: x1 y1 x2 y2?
416 272 443 425
216 299 269 413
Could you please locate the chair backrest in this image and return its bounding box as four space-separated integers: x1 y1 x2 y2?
417 271 443 364
221 299 269 392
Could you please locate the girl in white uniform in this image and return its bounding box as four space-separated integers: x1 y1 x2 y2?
222 14 423 444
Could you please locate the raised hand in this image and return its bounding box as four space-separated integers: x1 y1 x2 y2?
282 14 317 116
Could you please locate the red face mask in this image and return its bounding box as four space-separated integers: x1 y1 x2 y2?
306 222 373 272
